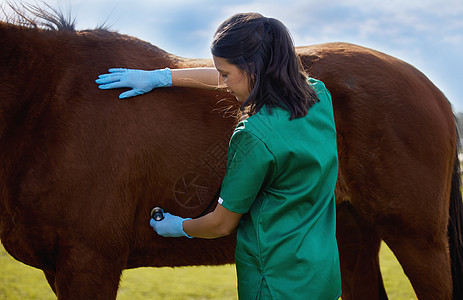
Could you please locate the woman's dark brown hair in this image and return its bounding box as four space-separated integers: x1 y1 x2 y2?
211 13 318 120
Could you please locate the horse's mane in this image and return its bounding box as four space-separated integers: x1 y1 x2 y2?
1 1 108 31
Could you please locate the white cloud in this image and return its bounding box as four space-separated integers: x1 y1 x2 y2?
444 34 463 45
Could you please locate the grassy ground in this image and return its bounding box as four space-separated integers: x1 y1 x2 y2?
0 242 415 299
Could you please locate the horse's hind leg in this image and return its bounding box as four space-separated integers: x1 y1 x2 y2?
53 244 125 300
336 203 388 300
384 229 452 299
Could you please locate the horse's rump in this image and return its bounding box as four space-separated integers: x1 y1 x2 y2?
297 43 462 299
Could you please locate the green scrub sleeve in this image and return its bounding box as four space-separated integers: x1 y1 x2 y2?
219 127 276 214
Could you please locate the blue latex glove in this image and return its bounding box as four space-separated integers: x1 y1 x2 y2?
95 68 172 99
150 213 193 238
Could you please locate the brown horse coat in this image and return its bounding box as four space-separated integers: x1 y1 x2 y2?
1 12 462 300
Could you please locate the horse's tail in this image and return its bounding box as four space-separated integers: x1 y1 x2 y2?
449 135 463 299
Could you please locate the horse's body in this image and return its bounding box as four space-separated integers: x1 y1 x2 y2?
0 16 462 300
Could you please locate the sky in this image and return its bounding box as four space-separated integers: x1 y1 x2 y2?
2 0 463 111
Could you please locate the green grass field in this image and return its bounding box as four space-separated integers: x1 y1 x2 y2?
0 242 415 299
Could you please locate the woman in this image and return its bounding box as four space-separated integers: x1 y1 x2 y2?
96 13 341 300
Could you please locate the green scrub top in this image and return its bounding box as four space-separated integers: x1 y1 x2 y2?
219 78 341 300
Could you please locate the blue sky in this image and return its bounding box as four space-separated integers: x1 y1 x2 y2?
3 0 463 111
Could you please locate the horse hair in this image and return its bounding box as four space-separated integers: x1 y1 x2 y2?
449 133 463 299
1 1 110 31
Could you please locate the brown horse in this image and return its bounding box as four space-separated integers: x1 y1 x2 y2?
1 9 462 300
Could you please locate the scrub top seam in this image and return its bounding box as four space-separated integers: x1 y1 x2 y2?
241 126 279 183
256 192 268 275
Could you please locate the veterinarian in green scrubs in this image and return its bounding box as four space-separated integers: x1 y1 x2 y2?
97 12 341 300
218 78 340 299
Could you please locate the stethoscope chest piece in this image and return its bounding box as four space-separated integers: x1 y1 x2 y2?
150 207 164 221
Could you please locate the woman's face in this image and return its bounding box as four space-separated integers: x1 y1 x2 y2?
213 55 251 102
